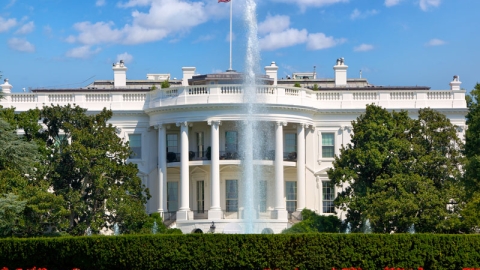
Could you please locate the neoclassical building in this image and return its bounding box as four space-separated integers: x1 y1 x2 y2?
0 59 467 233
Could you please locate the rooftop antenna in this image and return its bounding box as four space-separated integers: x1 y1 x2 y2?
219 0 234 72
313 65 316 79
359 70 362 79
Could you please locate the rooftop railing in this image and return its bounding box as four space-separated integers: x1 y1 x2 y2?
0 85 466 112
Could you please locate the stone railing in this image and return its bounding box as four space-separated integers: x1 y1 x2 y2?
0 86 467 112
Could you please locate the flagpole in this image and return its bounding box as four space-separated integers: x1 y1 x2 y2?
229 0 233 71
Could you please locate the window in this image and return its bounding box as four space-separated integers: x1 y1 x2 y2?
259 180 267 213
167 134 178 153
197 181 204 213
225 131 238 153
286 181 297 213
167 182 178 212
322 133 335 158
129 134 142 159
322 181 335 213
284 133 297 153
226 180 238 212
196 132 204 158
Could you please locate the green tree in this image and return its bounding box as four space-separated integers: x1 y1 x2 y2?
328 105 464 233
282 209 342 233
36 105 150 235
294 82 301 88
161 80 170 89
0 193 26 237
462 83 480 232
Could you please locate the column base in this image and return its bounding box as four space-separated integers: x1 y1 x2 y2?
208 209 223 220
273 209 288 220
176 209 193 221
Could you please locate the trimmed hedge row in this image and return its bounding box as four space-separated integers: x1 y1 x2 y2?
1 234 480 269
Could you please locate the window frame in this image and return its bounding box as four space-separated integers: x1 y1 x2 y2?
286 181 297 213
321 132 335 158
128 133 142 160
322 180 335 214
225 179 238 212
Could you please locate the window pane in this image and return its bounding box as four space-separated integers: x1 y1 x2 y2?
167 182 178 212
226 180 238 212
322 181 335 213
197 181 204 213
129 134 142 159
167 134 178 153
260 180 267 212
322 133 334 158
286 181 297 212
285 133 296 153
225 131 238 152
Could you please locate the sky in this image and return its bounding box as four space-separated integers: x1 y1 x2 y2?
0 0 479 92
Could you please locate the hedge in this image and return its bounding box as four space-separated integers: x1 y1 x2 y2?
1 234 480 269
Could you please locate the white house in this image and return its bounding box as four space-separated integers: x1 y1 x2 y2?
0 59 467 234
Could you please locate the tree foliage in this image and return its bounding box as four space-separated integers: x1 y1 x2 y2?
328 105 464 233
282 209 342 233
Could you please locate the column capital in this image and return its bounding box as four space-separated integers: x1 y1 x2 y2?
342 126 352 133
153 123 165 130
276 121 287 127
176 121 191 128
207 120 222 126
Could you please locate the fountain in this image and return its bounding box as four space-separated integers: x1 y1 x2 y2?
152 221 158 235
345 222 351 234
240 0 262 234
113 223 120 236
362 219 372 234
408 224 415 234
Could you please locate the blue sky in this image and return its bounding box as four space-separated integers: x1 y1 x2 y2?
1 0 479 92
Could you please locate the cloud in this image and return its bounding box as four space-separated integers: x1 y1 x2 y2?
4 0 17 9
96 0 106 6
116 52 133 64
43 25 53 37
419 0 441 11
350 9 378 20
0 16 17 32
307 33 346 50
425 38 445 46
258 14 290 35
260 28 308 51
354 44 374 52
67 0 223 46
65 45 101 58
15 21 35 35
385 0 402 7
270 0 348 10
7 38 35 52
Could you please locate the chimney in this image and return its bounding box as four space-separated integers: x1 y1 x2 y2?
333 57 348 86
182 67 196 86
449 75 461 91
1 79 13 94
112 60 127 88
265 61 279 85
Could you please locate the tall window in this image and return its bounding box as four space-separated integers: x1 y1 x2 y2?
196 132 204 158
225 131 238 153
167 182 178 212
284 133 297 153
226 180 238 212
259 180 267 213
129 134 142 159
322 133 335 158
322 181 335 213
286 181 297 213
167 134 178 153
197 181 204 213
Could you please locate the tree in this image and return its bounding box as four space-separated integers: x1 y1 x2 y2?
294 82 301 88
282 209 342 233
34 105 150 235
328 105 464 233
161 80 170 89
462 83 480 231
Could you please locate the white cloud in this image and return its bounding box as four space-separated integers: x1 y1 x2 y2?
354 43 374 52
15 21 35 35
258 14 290 35
425 38 445 46
259 28 308 51
68 0 221 46
0 16 17 32
7 38 35 52
65 45 101 58
419 0 441 11
96 0 106 6
307 33 346 50
270 0 348 10
5 0 17 9
116 52 134 64
385 0 402 7
350 9 378 20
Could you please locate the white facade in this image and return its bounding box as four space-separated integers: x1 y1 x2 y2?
0 59 468 234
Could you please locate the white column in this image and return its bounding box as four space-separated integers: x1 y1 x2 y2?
296 123 306 212
274 121 288 220
208 120 223 219
155 124 167 216
176 121 192 220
